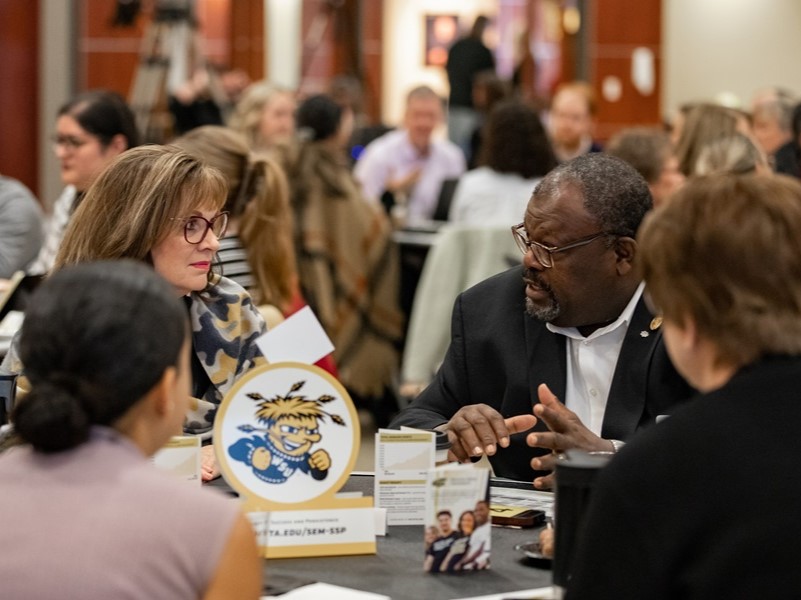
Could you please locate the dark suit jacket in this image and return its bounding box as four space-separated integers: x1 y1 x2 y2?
391 266 694 481
568 355 801 598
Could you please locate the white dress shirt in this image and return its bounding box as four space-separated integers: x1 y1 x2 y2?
448 167 541 226
27 185 76 276
546 283 645 436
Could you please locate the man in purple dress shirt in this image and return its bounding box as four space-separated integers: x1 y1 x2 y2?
354 85 466 222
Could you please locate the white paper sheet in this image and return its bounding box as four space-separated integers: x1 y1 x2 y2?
373 428 435 525
261 582 391 600
255 305 334 365
450 587 557 600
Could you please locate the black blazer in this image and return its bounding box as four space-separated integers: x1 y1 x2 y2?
391 266 694 481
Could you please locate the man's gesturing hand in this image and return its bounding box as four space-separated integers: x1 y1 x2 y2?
526 383 613 489
445 403 537 463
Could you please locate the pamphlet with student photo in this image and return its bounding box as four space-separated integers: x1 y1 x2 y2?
424 465 490 573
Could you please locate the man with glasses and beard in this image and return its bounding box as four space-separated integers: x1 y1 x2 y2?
390 153 693 488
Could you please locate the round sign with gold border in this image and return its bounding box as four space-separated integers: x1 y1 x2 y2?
214 362 359 507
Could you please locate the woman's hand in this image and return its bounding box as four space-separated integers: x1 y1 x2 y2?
201 444 221 482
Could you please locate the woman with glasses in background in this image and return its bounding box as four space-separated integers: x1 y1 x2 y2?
28 90 140 276
2 145 266 481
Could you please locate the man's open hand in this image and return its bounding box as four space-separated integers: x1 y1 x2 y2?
526 383 613 489
446 403 537 462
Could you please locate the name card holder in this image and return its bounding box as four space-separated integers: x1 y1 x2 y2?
215 362 376 558
152 435 201 485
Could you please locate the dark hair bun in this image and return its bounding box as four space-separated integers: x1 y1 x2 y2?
16 261 187 454
13 383 90 453
296 94 343 142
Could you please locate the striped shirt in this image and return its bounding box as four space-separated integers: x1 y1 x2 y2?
216 234 255 295
27 186 76 276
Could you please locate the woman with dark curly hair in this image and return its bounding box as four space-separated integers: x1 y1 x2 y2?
449 99 557 225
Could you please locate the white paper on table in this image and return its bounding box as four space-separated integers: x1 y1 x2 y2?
489 484 555 519
450 587 557 600
246 511 270 547
151 436 200 485
255 306 334 365
373 428 435 525
261 582 391 600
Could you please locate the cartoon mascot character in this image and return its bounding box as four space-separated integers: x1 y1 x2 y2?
228 381 345 484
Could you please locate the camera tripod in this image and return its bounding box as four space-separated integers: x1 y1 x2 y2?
128 0 224 142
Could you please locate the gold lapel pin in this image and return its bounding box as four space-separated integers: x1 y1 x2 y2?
650 316 663 331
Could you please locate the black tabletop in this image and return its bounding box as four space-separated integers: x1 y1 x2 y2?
209 473 553 599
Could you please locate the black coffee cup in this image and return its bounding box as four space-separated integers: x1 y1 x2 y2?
552 449 614 590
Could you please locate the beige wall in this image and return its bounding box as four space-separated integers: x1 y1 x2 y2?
663 0 801 115
39 0 74 209
382 0 497 127
383 0 801 125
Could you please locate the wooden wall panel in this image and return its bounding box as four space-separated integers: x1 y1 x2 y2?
79 0 144 96
594 1 660 45
79 0 233 97
298 0 383 123
0 0 40 195
230 0 264 81
360 0 383 123
592 56 661 138
300 0 337 94
586 0 662 139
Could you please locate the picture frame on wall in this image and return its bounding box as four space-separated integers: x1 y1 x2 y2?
424 14 459 67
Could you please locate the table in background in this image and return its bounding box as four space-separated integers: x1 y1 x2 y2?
392 224 442 338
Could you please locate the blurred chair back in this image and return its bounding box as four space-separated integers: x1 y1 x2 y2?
432 177 460 222
401 225 519 388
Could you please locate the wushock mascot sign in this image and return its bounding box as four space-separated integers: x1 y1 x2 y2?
215 362 376 557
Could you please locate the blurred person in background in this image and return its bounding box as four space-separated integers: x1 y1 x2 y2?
466 71 510 169
169 66 251 135
694 132 770 176
774 102 801 179
445 15 496 156
28 90 140 276
355 85 465 223
547 81 602 163
674 103 751 177
329 74 392 165
289 94 404 426
228 80 296 155
750 86 795 167
0 176 42 278
449 99 557 225
606 127 685 208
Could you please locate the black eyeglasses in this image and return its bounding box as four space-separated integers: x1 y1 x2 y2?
51 134 91 151
511 222 610 268
171 212 229 244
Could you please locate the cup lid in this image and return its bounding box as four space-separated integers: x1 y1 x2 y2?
434 430 451 450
